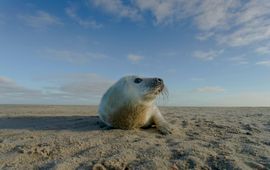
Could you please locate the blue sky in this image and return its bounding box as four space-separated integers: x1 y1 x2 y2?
0 0 270 106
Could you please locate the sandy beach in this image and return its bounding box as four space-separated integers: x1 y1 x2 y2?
0 105 269 170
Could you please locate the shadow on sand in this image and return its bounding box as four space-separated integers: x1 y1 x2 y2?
0 116 105 131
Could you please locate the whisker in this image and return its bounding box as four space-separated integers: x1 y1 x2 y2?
156 85 169 105
161 86 169 101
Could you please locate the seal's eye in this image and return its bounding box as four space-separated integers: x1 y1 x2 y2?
134 78 143 84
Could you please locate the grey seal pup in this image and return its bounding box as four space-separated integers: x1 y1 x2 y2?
98 75 173 134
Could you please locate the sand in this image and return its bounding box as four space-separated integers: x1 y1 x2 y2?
0 105 269 170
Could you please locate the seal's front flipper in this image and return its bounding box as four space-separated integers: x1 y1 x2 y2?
152 108 174 135
157 122 174 135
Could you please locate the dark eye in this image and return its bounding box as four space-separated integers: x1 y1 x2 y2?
134 78 143 84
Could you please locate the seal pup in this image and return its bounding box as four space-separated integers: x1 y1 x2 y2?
98 75 173 134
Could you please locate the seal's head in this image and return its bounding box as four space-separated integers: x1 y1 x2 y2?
99 76 165 115
98 75 167 129
117 75 165 103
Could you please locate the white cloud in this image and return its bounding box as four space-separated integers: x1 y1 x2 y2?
228 56 249 65
193 0 237 31
194 86 225 93
18 10 62 28
47 73 114 98
193 0 270 46
91 0 142 21
0 76 13 84
175 0 270 47
135 0 204 25
65 5 102 29
0 74 114 104
91 0 270 47
193 49 223 61
196 32 215 41
256 43 270 55
194 0 270 47
42 73 113 104
127 54 144 63
217 17 270 46
256 60 270 66
0 76 43 98
135 0 177 24
2 75 270 106
43 49 107 64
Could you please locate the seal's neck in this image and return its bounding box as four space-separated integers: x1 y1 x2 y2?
131 99 155 108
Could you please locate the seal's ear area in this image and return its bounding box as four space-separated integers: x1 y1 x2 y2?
102 83 126 109
109 77 129 97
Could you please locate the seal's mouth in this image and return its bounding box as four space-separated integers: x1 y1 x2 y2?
148 83 165 96
143 77 168 100
156 84 164 94
150 78 164 94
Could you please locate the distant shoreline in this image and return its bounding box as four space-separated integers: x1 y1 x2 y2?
0 104 269 108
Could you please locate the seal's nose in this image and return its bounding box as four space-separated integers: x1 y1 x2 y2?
154 78 163 85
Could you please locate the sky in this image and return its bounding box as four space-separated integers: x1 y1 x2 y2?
0 0 270 106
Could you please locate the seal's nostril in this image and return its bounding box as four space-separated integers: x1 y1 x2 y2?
154 78 163 84
155 78 163 83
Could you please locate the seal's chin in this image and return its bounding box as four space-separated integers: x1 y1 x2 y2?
145 84 164 97
155 84 164 94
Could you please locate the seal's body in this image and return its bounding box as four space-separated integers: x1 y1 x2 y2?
98 75 173 134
